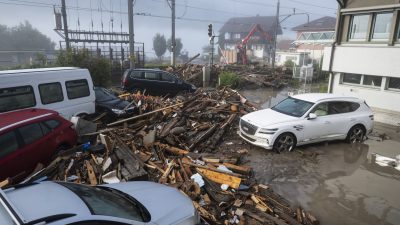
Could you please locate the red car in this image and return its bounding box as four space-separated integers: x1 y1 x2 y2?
0 108 77 182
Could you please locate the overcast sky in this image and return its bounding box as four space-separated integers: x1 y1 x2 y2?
0 0 338 57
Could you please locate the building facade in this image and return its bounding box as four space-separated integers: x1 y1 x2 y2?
292 16 336 61
323 0 400 124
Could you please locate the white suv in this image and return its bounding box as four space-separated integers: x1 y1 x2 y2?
239 93 374 153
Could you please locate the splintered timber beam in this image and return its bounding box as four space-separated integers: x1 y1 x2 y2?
107 102 184 126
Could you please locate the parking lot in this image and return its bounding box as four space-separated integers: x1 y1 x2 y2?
237 88 400 225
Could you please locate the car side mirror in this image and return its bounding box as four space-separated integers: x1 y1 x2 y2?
308 113 317 120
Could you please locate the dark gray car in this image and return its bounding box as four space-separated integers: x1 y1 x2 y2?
0 181 200 225
121 69 196 96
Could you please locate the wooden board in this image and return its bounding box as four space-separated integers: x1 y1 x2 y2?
197 168 241 189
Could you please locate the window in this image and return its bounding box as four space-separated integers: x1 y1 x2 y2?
161 73 175 82
349 15 370 41
39 82 63 104
224 32 231 40
343 73 362 84
234 33 241 39
144 72 158 80
372 13 393 40
59 183 148 222
0 86 36 113
329 102 359 114
0 131 19 159
66 79 90 99
19 123 43 145
130 71 143 79
362 75 382 87
43 119 61 130
387 77 400 90
311 103 328 116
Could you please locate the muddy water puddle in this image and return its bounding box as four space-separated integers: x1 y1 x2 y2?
239 87 400 225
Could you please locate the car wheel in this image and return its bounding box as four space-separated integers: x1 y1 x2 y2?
346 125 365 143
273 133 296 153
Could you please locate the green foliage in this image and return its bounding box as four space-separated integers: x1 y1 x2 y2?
0 21 55 50
219 72 239 88
284 59 295 68
56 49 111 87
319 83 328 93
167 38 183 56
153 33 167 60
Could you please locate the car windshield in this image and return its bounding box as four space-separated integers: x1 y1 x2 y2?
95 88 118 102
59 182 148 222
272 97 314 117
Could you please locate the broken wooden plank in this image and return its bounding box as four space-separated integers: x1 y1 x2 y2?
154 142 189 155
197 168 241 189
222 162 251 175
85 160 98 185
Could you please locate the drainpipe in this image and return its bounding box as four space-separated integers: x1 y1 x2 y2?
328 1 344 93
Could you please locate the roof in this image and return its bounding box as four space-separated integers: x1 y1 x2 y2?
277 39 295 50
0 108 57 132
4 182 90 223
292 93 362 103
292 16 337 32
0 67 82 76
219 16 282 35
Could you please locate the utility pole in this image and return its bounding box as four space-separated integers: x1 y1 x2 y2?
128 0 135 69
171 0 176 67
272 0 280 70
61 0 70 50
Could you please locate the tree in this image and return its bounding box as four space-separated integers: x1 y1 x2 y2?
153 33 167 62
0 21 55 50
167 38 183 56
56 49 111 87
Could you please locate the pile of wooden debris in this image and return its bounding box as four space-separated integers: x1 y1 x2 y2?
5 88 318 225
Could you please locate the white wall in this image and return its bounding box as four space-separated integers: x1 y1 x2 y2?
323 46 400 76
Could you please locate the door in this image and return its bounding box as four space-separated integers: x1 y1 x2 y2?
160 72 178 95
325 101 357 138
142 71 160 95
302 102 333 142
0 130 22 180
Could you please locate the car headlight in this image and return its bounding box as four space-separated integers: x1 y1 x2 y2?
258 128 278 134
111 108 126 115
191 84 196 90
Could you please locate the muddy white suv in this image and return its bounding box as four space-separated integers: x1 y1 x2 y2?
239 93 374 153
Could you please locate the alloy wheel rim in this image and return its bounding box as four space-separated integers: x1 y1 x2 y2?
276 135 294 152
350 127 364 143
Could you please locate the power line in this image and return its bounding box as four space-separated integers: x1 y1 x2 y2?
284 0 337 11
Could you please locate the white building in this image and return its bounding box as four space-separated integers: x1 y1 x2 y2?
323 0 400 124
275 52 309 66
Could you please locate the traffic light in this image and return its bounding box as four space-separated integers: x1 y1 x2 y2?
208 24 213 37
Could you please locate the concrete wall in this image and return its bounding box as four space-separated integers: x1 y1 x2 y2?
322 46 400 76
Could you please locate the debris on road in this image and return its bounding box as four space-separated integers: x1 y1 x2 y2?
2 88 318 225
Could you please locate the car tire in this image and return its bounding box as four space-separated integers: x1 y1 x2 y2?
346 125 365 143
273 133 296 153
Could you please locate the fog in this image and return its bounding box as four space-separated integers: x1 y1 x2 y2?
0 0 338 57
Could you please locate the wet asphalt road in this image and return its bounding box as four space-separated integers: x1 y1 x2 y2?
236 87 400 225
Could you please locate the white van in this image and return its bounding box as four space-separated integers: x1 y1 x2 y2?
0 67 95 119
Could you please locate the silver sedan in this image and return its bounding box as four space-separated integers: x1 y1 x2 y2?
0 181 200 225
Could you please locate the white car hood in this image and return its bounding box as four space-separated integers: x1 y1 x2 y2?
241 108 297 127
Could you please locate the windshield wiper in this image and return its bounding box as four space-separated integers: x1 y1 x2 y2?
25 213 76 225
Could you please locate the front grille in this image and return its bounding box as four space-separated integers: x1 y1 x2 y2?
241 132 256 142
240 119 258 135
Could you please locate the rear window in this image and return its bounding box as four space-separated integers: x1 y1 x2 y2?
130 71 143 79
0 131 19 159
0 86 36 113
329 101 360 114
66 79 90 99
18 123 44 145
43 119 61 129
39 82 64 104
